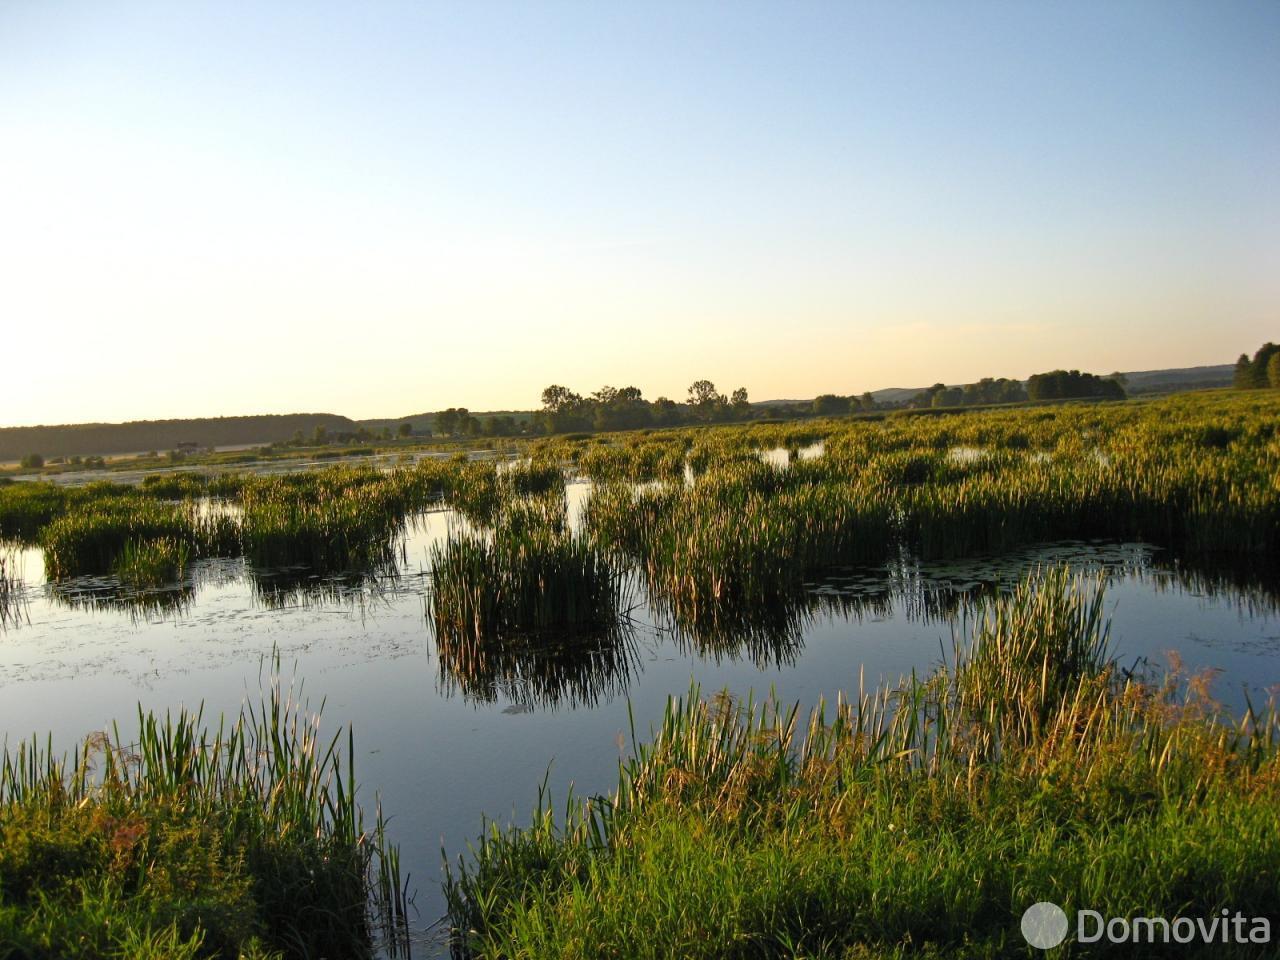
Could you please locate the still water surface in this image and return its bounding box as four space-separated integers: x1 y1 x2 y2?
2 480 1278 953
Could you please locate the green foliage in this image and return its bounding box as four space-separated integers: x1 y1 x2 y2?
429 515 624 643
0 674 404 959
1026 369 1126 401
113 537 191 587
444 570 1280 958
40 499 239 579
1234 342 1279 389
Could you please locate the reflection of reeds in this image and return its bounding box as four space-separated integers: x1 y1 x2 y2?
0 551 27 629
47 579 196 624
437 621 640 709
654 584 894 669
249 566 406 612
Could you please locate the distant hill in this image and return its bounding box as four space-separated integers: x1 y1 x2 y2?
0 414 357 462
758 364 1237 408
357 410 535 435
1114 364 1234 394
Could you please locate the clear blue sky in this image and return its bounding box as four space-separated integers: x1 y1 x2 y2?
2 0 1277 424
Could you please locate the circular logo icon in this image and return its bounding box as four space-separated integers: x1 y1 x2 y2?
1021 901 1069 949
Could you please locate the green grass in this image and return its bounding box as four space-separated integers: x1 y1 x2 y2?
429 517 626 642
112 537 192 587
0 668 405 959
40 499 239 580
443 568 1280 958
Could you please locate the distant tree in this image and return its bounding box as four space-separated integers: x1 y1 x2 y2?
961 377 1026 406
1234 353 1254 388
591 385 620 406
540 385 583 412
398 422 412 438
312 425 328 444
812 394 849 416
651 396 680 426
1026 370 1125 402
687 380 727 421
1249 343 1280 389
1269 351 1280 389
1235 343 1280 388
292 429 305 446
435 409 460 437
731 387 750 417
932 387 963 408
20 453 43 469
482 415 518 437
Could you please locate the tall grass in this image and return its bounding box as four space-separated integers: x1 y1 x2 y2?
429 521 626 642
0 666 407 958
585 463 896 637
41 499 241 579
112 536 192 587
443 568 1280 958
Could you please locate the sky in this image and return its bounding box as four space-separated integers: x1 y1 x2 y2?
1 1 1277 426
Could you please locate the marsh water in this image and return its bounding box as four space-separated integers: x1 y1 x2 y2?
2 477 1279 954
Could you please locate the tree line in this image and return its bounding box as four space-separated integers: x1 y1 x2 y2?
1234 343 1280 389
534 381 751 434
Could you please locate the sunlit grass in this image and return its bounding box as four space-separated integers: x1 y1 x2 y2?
443 568 1280 958
0 666 406 959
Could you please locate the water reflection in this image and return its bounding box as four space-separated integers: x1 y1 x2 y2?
249 565 414 612
652 588 892 669
46 577 197 624
435 622 641 709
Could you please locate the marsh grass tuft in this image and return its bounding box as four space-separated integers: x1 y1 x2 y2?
0 664 406 959
112 537 191 587
429 517 625 642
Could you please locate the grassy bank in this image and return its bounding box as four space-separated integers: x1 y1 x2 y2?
0 675 405 960
444 568 1280 958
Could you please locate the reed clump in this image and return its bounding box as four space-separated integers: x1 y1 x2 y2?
585 464 896 635
444 568 1280 958
41 499 241 579
429 520 624 642
0 672 406 959
112 536 192 587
